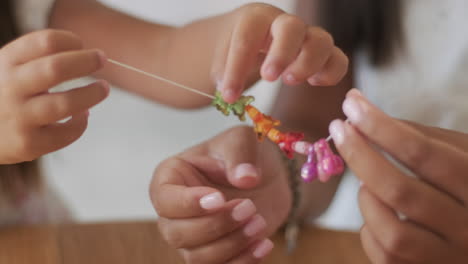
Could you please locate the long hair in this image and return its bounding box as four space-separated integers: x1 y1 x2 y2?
0 0 42 199
319 0 403 66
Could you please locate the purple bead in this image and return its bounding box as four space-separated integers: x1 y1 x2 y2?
301 162 318 182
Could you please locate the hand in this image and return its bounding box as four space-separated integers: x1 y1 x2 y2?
0 30 109 164
150 126 291 264
329 89 468 264
213 3 349 102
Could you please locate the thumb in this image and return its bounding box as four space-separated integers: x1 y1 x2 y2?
210 126 262 189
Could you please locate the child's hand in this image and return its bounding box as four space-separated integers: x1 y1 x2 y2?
214 3 348 102
0 30 109 164
330 89 468 264
150 126 291 263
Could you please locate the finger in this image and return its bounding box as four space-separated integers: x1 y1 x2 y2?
360 225 411 264
14 49 106 96
261 14 307 83
208 126 261 189
180 214 267 264
24 80 110 126
281 27 335 85
220 11 277 103
158 199 257 249
329 120 464 240
151 157 226 218
227 239 274 264
359 186 447 263
308 47 349 86
37 111 89 154
0 30 83 66
342 90 468 206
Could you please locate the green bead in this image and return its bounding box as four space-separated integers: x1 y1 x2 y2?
212 91 255 121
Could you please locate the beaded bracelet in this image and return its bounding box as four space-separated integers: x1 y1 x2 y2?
280 151 301 254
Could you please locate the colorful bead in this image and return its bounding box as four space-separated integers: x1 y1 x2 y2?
245 105 281 141
301 145 318 182
212 91 255 121
276 132 304 159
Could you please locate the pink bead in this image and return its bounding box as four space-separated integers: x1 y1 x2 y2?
301 162 318 182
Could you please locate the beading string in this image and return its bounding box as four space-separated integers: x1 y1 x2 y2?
107 59 215 99
107 58 339 141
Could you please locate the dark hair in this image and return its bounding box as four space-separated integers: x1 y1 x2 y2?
0 0 42 197
319 0 403 66
0 0 18 47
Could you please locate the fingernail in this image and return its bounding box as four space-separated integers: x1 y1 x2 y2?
234 163 259 181
222 89 238 103
199 192 225 210
329 120 345 145
307 74 321 86
243 214 266 237
284 73 297 84
342 96 363 123
264 64 280 81
232 199 256 222
96 49 107 67
253 239 274 259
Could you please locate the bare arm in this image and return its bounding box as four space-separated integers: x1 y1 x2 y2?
49 0 243 108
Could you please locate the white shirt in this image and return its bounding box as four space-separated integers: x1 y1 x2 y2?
14 0 56 33
318 0 468 230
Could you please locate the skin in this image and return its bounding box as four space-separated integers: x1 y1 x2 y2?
50 1 347 106
330 89 468 264
0 30 109 164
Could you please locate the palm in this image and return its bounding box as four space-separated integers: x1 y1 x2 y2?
180 128 292 237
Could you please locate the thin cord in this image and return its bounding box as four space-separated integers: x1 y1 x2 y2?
326 119 350 142
107 59 215 99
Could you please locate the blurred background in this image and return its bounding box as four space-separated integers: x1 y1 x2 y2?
42 0 295 222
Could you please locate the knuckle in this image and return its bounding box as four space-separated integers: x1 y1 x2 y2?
36 30 62 54
386 181 412 207
42 57 64 82
382 227 409 255
310 27 335 48
403 135 432 169
242 3 279 17
44 96 71 118
276 14 305 31
159 223 185 249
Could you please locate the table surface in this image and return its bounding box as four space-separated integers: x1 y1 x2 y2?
0 222 370 264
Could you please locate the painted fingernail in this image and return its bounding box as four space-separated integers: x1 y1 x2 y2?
343 96 364 123
199 192 225 210
253 239 274 259
329 119 345 145
264 65 280 81
234 163 259 181
284 73 297 84
307 74 321 86
232 199 256 222
243 214 266 237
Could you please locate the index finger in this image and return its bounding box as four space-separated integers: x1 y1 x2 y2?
342 90 468 205
220 10 278 103
150 157 226 219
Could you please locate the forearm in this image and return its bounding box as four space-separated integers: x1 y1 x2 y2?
49 0 234 108
272 72 353 222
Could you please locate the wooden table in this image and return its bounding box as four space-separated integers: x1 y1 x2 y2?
0 222 370 264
